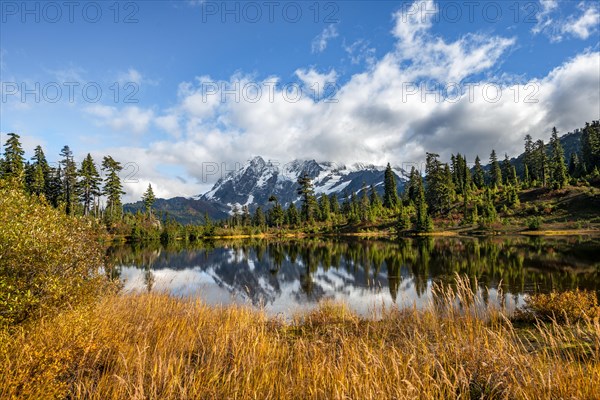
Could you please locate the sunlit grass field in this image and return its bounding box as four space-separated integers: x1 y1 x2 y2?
1 279 598 400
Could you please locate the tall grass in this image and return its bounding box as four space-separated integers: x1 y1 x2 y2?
1 277 598 399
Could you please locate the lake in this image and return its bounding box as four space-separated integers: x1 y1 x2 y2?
106 236 600 316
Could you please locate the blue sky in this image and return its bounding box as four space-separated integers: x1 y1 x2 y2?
1 0 599 201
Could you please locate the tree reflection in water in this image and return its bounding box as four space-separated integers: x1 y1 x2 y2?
107 236 600 313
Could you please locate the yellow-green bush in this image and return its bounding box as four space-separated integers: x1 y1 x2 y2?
0 184 108 326
519 290 600 323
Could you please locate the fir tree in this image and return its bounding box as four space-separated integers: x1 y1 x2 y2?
287 202 300 226
142 183 156 216
1 133 25 186
101 155 125 222
382 163 399 208
550 127 568 189
60 146 78 215
318 193 331 222
581 121 600 172
501 154 512 185
473 156 485 189
268 195 284 227
489 150 502 188
78 153 102 216
297 173 317 222
253 206 266 227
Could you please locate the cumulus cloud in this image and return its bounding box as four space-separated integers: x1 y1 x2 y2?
311 25 338 53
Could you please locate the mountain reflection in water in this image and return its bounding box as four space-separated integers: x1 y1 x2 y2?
106 236 600 316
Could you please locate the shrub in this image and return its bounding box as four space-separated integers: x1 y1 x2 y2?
0 184 110 326
517 290 600 323
527 216 543 230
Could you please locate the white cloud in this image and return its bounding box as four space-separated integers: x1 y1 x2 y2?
311 25 338 53
533 0 599 41
563 4 600 40
344 39 376 66
295 68 338 99
85 105 154 134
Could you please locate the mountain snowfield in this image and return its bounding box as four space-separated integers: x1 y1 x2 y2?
199 156 408 213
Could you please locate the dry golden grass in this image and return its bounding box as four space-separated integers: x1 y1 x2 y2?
1 279 598 400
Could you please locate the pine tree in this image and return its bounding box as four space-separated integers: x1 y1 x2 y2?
318 193 331 222
297 173 317 223
329 193 340 215
142 183 156 216
30 145 51 197
102 155 125 222
268 195 284 227
424 153 452 216
473 156 485 189
60 146 78 215
369 184 382 209
568 152 581 178
406 166 421 203
78 153 102 216
382 163 399 208
287 202 300 226
501 154 512 185
524 134 534 183
415 175 432 232
253 206 266 227
581 121 600 172
1 133 25 186
534 140 548 187
550 127 568 189
489 150 502 188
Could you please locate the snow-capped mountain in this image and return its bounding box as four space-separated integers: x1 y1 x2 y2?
199 156 408 211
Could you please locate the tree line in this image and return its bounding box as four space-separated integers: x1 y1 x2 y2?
2 120 599 237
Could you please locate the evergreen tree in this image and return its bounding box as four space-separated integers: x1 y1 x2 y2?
473 156 485 189
424 153 452 215
568 152 582 178
60 146 78 215
501 154 512 185
46 165 64 207
287 202 300 226
29 145 51 197
253 206 266 227
369 184 382 209
489 150 502 188
101 155 125 222
382 163 399 208
318 193 331 222
415 175 432 232
524 134 534 183
78 153 102 216
1 133 25 186
550 127 568 189
142 183 156 216
534 140 548 187
581 121 600 172
297 173 317 222
268 195 284 227
406 166 421 203
329 193 340 215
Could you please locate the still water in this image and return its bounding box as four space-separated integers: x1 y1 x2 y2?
107 236 600 316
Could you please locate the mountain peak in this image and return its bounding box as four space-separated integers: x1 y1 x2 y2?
200 157 408 211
